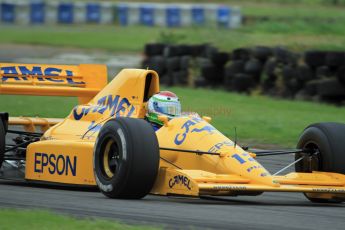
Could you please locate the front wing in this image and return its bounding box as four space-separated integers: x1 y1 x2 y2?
151 168 345 200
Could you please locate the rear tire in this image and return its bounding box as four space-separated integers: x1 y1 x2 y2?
296 122 345 203
0 119 5 169
93 118 159 199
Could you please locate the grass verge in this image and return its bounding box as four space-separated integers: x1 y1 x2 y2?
0 1 345 52
0 209 158 230
1 87 345 147
1 23 345 52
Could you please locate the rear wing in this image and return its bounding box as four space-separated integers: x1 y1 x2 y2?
0 63 107 104
9 116 63 132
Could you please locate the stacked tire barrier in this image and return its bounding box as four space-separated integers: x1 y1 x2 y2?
226 47 345 104
142 44 201 86
0 1 242 28
142 44 345 104
142 43 229 86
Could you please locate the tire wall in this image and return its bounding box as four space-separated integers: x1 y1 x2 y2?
142 43 345 104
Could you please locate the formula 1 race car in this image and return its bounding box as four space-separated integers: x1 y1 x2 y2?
1 63 345 203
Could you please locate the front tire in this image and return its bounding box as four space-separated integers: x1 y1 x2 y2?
93 118 159 199
296 122 345 203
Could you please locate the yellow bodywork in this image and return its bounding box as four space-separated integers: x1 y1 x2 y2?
2 63 345 200
0 63 107 104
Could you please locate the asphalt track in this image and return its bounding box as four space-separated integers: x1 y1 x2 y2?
0 136 344 229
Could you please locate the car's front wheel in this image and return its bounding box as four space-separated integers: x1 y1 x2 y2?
93 117 160 199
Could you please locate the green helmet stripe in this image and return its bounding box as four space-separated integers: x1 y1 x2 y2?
146 112 163 126
152 96 175 103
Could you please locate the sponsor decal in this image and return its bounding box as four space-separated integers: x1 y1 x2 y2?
34 153 77 176
73 95 136 120
208 140 234 153
213 185 247 190
0 65 84 85
169 175 192 190
261 172 269 177
247 165 263 172
231 153 255 164
174 117 216 145
311 188 345 193
231 153 269 176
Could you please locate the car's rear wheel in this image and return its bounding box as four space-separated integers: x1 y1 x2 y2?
295 122 345 203
0 119 5 169
93 117 159 199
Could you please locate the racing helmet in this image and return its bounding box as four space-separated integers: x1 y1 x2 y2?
147 91 181 125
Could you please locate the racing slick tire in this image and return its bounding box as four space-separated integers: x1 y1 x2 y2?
93 118 159 199
0 119 5 168
295 122 345 203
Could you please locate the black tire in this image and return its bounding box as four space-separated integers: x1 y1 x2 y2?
261 74 277 91
304 51 327 69
244 58 263 82
142 56 166 76
191 44 208 57
165 69 177 87
196 57 211 67
296 122 345 203
325 51 345 70
295 89 312 101
224 60 245 88
274 47 294 65
336 66 345 85
166 57 181 71
296 65 313 83
252 46 273 62
164 45 182 57
93 118 159 199
232 73 255 93
263 58 278 80
261 58 279 92
231 48 251 61
282 65 297 83
315 66 332 79
0 119 5 169
316 78 345 103
282 65 305 94
180 55 191 70
304 80 319 96
194 78 208 87
201 62 224 83
159 74 168 85
178 45 194 56
203 45 218 59
173 70 188 85
287 78 303 95
226 60 245 74
144 43 166 57
210 52 230 68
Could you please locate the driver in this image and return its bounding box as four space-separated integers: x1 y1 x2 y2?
146 91 181 131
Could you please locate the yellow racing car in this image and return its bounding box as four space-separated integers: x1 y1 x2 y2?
1 63 345 203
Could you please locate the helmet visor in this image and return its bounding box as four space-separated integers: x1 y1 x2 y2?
155 101 181 117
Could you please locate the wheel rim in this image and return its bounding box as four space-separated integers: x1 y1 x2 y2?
301 142 322 172
101 137 120 179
